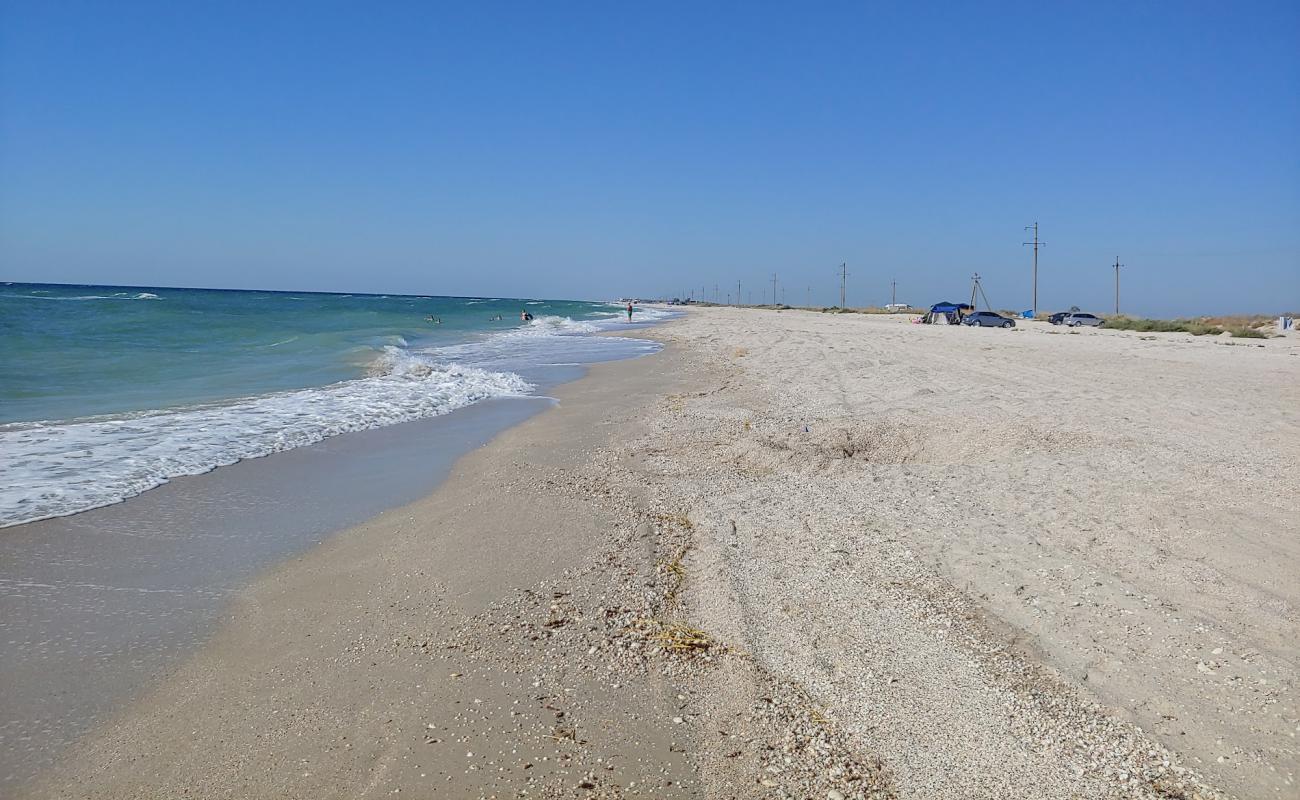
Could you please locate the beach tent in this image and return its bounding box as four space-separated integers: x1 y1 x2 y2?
922 302 972 325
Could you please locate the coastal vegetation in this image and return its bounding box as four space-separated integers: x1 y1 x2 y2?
1101 315 1273 337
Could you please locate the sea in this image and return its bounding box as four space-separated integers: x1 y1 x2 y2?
0 283 666 528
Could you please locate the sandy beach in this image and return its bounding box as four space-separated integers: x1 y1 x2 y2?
17 308 1299 799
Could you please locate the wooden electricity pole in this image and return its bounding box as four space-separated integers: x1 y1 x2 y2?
891 279 897 305
970 272 992 311
737 280 741 306
838 262 848 309
1113 257 1123 315
1023 222 1045 317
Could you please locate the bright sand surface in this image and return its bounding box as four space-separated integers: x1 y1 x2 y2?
17 308 1299 798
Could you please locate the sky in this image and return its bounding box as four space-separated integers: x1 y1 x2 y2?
1 1 1297 316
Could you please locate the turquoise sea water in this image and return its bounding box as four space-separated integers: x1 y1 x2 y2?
0 283 664 526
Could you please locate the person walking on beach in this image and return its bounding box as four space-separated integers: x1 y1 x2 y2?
626 302 634 321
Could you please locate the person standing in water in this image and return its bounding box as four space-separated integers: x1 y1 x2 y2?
626 301 633 321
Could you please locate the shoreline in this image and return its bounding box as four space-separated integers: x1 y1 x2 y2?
15 307 1297 798
0 313 669 794
16 339 711 798
0 395 553 791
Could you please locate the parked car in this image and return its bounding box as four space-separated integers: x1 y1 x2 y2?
962 311 1016 328
1063 312 1103 327
1048 311 1070 325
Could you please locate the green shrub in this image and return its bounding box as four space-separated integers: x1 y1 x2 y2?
1229 327 1267 339
1101 316 1224 335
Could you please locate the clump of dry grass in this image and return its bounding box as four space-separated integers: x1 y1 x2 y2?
661 548 687 578
658 545 689 603
648 620 712 653
625 617 712 654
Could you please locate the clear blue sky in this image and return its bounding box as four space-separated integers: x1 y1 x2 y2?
2 1 1297 316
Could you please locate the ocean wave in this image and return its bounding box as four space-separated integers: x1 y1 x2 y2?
0 355 532 527
3 292 161 301
257 336 300 348
514 315 602 336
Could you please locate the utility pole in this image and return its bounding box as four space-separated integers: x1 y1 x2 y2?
970 272 992 311
714 283 719 303
771 273 778 306
1113 257 1123 316
838 262 848 309
806 285 811 308
737 279 741 306
1023 222 1045 318
891 279 897 305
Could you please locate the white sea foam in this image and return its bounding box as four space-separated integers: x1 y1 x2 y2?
0 301 674 528
426 313 661 375
0 353 532 527
514 315 602 335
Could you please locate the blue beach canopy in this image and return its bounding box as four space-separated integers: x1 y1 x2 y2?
930 301 972 313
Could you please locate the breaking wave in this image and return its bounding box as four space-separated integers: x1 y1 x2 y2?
0 351 532 527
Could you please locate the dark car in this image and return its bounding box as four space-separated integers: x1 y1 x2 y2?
1048 311 1070 325
962 311 1016 328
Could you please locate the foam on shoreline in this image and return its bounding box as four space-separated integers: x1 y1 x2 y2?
0 304 673 527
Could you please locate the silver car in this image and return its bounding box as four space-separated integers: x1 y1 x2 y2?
962 311 1016 328
1063 312 1103 327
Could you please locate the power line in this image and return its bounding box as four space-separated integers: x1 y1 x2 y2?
1023 222 1045 317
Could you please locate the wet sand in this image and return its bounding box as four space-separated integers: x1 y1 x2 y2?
0 396 551 790
16 344 708 798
